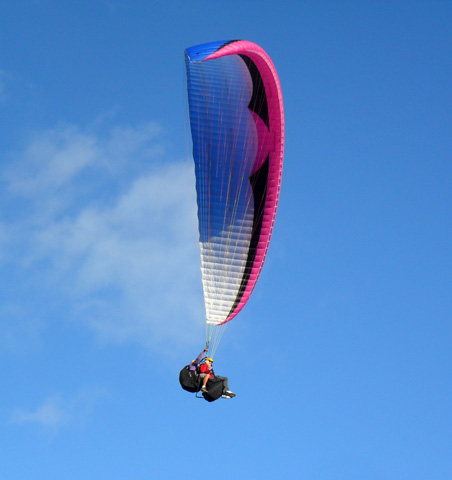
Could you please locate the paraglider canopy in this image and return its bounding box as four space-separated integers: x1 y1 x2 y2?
185 40 284 354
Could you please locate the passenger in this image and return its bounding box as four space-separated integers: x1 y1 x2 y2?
199 357 235 398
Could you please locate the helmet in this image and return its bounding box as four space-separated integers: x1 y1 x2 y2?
205 357 213 363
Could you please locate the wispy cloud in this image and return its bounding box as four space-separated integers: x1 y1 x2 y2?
0 121 203 351
11 388 106 429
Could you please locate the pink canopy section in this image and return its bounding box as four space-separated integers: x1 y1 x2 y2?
204 40 285 325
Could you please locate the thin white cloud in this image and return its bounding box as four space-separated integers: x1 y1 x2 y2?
7 127 98 195
0 121 204 351
11 388 106 429
11 395 69 429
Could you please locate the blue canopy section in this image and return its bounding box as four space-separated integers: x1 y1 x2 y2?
185 40 233 62
185 47 257 243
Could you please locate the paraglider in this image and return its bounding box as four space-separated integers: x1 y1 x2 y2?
179 348 235 402
180 40 284 401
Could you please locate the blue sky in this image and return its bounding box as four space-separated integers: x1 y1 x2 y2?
1 1 451 479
